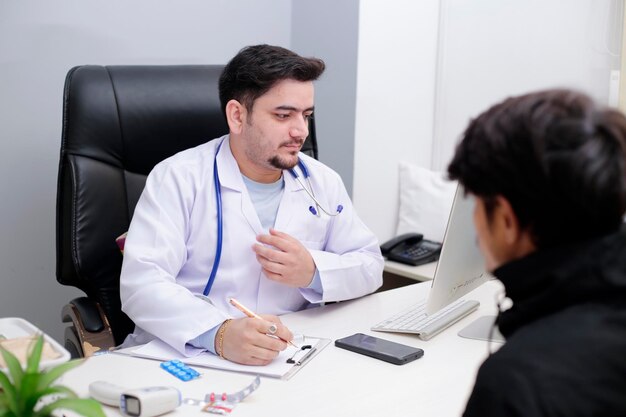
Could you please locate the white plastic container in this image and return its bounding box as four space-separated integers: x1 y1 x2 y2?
0 317 71 370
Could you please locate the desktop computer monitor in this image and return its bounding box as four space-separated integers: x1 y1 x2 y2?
372 184 503 342
425 184 503 341
426 185 488 315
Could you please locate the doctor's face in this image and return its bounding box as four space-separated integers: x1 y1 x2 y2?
241 79 314 174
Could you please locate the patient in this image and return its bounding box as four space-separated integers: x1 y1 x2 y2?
447 89 626 416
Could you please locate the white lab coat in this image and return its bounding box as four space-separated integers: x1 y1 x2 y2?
120 135 383 355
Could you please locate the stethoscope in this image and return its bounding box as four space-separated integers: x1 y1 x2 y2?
202 139 343 296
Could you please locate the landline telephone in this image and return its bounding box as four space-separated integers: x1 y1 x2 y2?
380 233 442 266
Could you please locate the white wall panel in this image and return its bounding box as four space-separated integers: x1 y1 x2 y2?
353 0 441 242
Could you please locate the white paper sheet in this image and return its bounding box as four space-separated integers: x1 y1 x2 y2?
115 336 329 380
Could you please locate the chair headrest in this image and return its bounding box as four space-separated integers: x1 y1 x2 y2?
62 65 228 175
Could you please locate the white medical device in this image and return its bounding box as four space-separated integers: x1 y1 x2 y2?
89 381 181 417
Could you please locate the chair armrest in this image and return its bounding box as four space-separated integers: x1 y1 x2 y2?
61 297 115 357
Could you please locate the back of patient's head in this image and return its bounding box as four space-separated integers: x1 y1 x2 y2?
218 44 325 117
448 89 626 248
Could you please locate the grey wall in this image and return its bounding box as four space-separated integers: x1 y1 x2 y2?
291 0 360 194
0 0 293 343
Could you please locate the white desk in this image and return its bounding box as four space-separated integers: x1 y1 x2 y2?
383 259 437 281
63 280 503 417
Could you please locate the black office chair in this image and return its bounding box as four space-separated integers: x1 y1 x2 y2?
56 65 318 357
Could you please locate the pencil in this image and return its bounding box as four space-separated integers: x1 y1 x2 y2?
229 297 299 348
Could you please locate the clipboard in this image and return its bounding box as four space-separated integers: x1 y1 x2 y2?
114 336 330 380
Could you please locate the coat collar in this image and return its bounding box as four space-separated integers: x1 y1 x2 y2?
215 135 306 194
213 135 308 235
214 136 244 192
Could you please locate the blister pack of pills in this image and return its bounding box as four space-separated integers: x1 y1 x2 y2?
160 359 200 381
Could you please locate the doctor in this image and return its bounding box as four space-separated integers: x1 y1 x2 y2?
120 44 383 365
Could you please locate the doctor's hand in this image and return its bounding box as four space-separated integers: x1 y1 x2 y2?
218 315 293 365
253 228 316 288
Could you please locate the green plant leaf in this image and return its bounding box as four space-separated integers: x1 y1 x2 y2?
25 335 43 375
19 372 43 417
0 344 24 388
0 371 18 414
16 334 45 416
23 385 77 416
0 392 16 416
36 385 78 399
1 335 101 417
34 398 105 417
36 359 84 391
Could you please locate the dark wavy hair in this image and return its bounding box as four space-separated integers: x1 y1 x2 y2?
218 44 325 117
448 89 626 247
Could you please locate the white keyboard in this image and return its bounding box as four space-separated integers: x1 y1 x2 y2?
371 299 480 340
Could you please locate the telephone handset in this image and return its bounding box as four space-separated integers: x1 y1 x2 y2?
380 233 442 266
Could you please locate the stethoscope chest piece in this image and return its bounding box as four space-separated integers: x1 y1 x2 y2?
289 160 343 217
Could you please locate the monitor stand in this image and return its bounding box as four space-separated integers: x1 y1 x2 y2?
458 315 505 343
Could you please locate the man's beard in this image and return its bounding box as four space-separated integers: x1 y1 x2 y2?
268 154 299 170
267 140 303 170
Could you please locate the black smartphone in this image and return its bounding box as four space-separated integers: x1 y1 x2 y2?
335 333 424 365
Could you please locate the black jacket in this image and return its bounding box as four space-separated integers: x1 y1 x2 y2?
463 228 626 417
